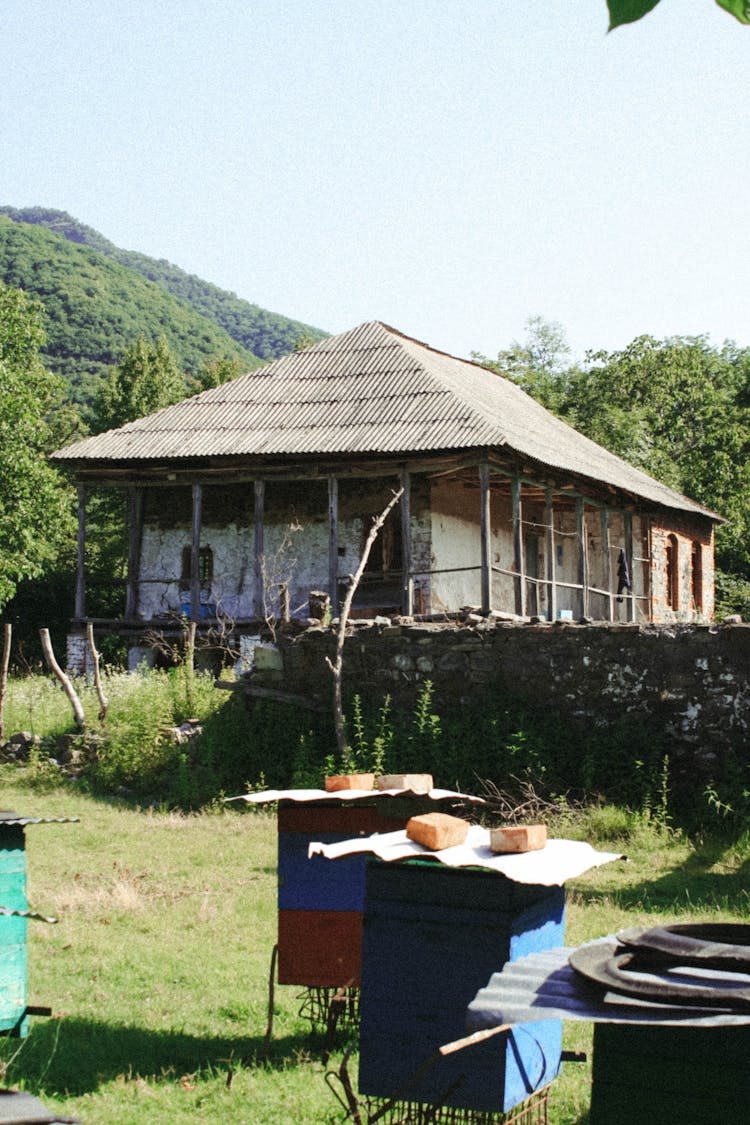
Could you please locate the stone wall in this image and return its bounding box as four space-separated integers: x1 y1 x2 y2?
272 617 750 787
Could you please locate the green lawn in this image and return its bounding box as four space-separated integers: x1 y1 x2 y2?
1 770 748 1124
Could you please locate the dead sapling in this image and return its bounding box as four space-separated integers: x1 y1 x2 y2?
326 488 404 766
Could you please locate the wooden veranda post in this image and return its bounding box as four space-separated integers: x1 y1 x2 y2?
75 484 86 620
545 488 557 622
125 486 144 621
601 507 614 621
400 469 413 616
328 476 339 613
190 483 203 623
254 479 265 620
512 476 526 617
576 496 587 619
479 463 491 614
624 511 635 622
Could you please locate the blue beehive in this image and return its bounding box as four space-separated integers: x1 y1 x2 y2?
358 858 565 1114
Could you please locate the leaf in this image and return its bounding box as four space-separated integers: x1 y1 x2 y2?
607 0 661 29
715 0 750 23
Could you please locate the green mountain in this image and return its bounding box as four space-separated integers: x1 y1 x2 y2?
0 214 265 409
0 206 326 363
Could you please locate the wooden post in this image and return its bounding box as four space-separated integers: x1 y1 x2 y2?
576 496 587 619
625 511 635 622
545 488 557 622
254 479 265 621
400 469 413 616
328 476 339 613
190 483 203 623
75 484 86 620
478 463 492 614
512 476 526 616
40 628 85 730
125 486 144 621
601 508 613 621
0 623 10 743
86 621 109 721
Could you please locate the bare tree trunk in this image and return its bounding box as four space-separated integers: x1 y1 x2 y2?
327 488 404 762
0 623 11 743
39 628 86 731
86 622 109 722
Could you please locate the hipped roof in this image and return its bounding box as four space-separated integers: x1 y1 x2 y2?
53 320 718 519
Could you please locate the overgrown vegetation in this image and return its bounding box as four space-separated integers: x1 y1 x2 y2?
3 670 748 836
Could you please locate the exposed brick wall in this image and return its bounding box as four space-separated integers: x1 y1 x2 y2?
650 514 715 623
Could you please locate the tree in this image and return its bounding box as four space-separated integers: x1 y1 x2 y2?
608 0 749 29
0 282 73 610
473 315 578 414
93 335 186 433
560 335 750 579
191 354 244 394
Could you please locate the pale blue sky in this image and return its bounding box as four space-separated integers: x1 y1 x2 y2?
3 1 749 362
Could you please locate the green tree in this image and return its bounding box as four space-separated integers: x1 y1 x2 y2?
94 335 186 432
191 354 244 394
608 0 749 29
0 282 73 610
473 315 578 413
561 335 750 580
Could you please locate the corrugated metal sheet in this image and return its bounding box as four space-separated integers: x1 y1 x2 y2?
466 943 750 1029
53 320 718 518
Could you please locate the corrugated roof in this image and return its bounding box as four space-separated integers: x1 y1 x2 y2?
52 321 718 518
465 943 750 1029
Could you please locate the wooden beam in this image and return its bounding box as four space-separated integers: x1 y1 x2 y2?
125 486 144 621
254 479 265 620
400 469 413 616
479 463 492 613
512 476 526 616
328 475 339 612
624 510 635 622
601 507 613 622
75 484 86 620
544 488 557 622
576 496 587 619
190 482 202 623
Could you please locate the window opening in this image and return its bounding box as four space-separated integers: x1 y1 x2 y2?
181 545 213 588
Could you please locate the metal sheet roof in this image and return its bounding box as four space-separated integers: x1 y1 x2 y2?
466 943 750 1029
53 320 718 518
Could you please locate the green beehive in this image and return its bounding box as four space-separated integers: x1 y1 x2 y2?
0 813 30 1036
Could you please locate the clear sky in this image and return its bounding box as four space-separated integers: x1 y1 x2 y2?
3 1 749 364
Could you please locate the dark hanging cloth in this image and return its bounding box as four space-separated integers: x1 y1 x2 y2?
616 548 631 599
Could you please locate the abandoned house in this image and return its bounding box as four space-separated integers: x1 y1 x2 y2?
52 321 721 668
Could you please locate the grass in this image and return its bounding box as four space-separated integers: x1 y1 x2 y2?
1 770 749 1124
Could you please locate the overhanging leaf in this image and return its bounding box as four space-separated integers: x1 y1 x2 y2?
607 0 661 29
715 0 750 23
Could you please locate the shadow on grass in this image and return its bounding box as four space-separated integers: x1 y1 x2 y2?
2 1017 320 1097
576 840 750 915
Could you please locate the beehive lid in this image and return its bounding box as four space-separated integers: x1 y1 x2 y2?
308 825 623 886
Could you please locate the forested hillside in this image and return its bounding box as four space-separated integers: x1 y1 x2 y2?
0 207 326 362
0 215 263 408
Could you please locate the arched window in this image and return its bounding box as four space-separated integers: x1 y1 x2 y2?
665 535 679 610
691 541 703 611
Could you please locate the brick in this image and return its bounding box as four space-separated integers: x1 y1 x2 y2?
406 812 469 850
490 824 547 853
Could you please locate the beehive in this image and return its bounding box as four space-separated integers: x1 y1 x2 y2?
590 1023 750 1125
0 813 30 1037
277 795 453 986
358 859 565 1113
